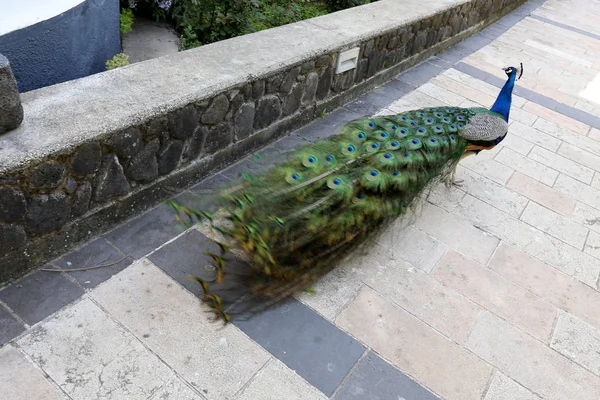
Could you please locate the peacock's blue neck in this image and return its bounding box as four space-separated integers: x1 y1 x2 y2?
490 73 517 122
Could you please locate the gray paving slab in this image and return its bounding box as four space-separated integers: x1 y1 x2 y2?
0 270 84 325
235 297 366 396
332 351 440 400
0 304 25 345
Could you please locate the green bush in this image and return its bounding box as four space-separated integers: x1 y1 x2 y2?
120 8 135 34
249 0 328 32
324 0 371 12
106 53 131 70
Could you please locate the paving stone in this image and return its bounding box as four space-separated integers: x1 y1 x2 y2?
524 103 591 136
296 107 363 142
507 172 576 216
433 250 556 342
377 224 449 273
533 118 600 157
363 251 481 343
235 297 365 397
337 287 493 400
454 167 529 218
528 146 595 184
332 351 440 400
17 297 173 400
458 151 514 185
428 193 600 286
345 83 412 115
148 229 220 296
238 358 328 400
397 61 444 86
189 173 233 194
0 270 84 325
558 142 600 173
149 377 205 400
499 131 534 156
507 121 562 152
585 230 600 259
484 372 541 400
590 127 600 142
553 173 600 210
0 304 25 346
91 259 270 400
495 147 558 186
572 201 600 234
466 311 600 400
551 311 600 376
417 82 463 105
104 203 183 259
520 201 589 249
0 345 69 400
413 202 499 264
53 238 133 288
295 258 363 322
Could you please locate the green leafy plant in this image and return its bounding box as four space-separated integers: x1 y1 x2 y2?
106 53 131 70
249 0 327 32
120 8 135 34
324 0 371 12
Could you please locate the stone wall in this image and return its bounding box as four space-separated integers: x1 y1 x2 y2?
0 0 528 284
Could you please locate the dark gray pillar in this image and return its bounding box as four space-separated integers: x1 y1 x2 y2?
0 54 24 134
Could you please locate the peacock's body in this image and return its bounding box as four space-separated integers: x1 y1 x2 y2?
171 65 523 322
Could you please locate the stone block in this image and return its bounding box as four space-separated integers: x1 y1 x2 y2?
434 250 557 342
337 287 493 400
302 72 318 106
234 102 255 141
94 154 131 203
254 95 282 130
158 139 183 175
316 67 333 100
507 121 561 152
0 222 27 253
466 312 600 400
72 181 92 216
553 174 600 211
148 377 204 400
110 127 142 159
280 66 301 94
282 84 303 117
201 94 229 125
585 230 600 259
0 186 26 222
28 161 66 190
183 125 206 160
0 54 23 135
126 138 159 183
91 259 270 400
169 104 199 139
551 311 600 376
71 142 102 177
25 192 71 235
558 142 600 173
252 80 265 99
204 123 232 154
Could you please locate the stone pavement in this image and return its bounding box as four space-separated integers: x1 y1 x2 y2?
2 0 600 398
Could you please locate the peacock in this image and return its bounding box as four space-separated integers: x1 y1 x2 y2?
170 64 523 323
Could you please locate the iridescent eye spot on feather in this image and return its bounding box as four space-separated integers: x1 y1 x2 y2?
371 143 379 149
418 112 425 117
370 170 379 177
433 125 443 132
399 129 408 135
357 194 365 199
402 203 408 208
380 132 388 138
358 132 366 139
308 156 316 163
368 122 375 127
430 138 437 142
401 116 408 120
450 135 456 141
333 179 341 185
426 118 433 124
450 124 456 129
443 117 450 122
410 121 416 126
458 123 465 128
412 139 419 144
457 115 465 121
393 171 399 176
391 125 398 130
404 152 410 158
292 174 300 180
326 155 334 162
384 153 392 159
347 145 355 152
435 112 443 118
418 128 425 133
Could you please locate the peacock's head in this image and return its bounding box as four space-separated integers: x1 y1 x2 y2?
502 63 523 80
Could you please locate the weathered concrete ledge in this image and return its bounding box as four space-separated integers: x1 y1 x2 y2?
0 0 527 283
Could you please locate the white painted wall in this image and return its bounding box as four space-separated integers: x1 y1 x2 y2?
0 0 86 36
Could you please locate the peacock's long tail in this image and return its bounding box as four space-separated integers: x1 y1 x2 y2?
170 106 497 323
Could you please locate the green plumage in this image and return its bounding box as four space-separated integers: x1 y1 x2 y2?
170 106 500 322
